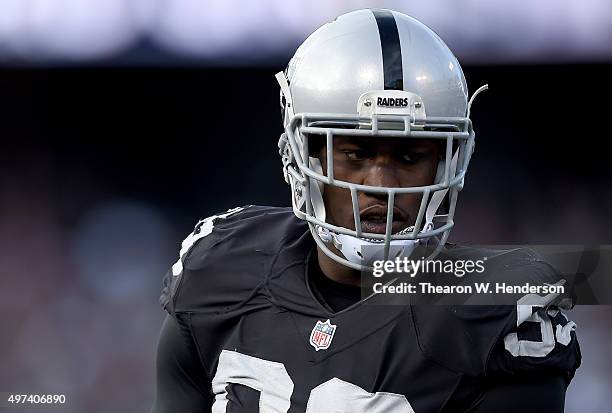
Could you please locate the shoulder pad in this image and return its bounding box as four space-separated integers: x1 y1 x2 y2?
160 206 247 314
160 205 305 315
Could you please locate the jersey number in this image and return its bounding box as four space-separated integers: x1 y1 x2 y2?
504 302 576 358
211 350 416 413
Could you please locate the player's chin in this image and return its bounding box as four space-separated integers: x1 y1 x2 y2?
360 219 409 235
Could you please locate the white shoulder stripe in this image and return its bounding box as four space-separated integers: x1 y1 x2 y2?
171 207 245 276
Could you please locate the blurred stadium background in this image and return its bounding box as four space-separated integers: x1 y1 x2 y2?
1 1 611 412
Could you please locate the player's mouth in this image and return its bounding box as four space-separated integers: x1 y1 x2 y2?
359 204 409 235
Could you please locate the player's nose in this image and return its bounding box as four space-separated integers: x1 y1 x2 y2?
362 154 400 189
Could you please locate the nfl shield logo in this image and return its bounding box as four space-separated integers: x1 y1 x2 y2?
309 319 337 351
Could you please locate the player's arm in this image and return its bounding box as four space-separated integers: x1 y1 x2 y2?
151 314 213 413
467 373 567 413
153 209 249 412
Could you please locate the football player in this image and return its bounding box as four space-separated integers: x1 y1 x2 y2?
152 9 580 413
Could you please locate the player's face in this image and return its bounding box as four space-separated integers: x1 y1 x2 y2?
319 136 439 234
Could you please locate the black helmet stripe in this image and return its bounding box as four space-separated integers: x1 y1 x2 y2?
371 9 404 90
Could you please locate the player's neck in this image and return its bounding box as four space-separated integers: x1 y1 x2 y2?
316 246 361 287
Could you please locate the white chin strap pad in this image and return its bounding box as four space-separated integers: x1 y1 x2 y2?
331 233 423 267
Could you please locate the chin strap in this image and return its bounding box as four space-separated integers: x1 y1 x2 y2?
426 148 459 225
308 157 326 222
330 232 424 266
276 71 295 128
467 84 488 119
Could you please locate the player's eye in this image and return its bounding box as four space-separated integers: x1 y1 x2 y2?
400 150 428 164
341 149 370 161
344 150 364 160
401 153 415 162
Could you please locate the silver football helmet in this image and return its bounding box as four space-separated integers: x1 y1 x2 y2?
276 9 487 271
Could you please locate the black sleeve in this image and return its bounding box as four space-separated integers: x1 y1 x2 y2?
467 373 567 413
151 315 213 413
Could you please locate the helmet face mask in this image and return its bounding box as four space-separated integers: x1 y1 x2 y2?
276 9 486 271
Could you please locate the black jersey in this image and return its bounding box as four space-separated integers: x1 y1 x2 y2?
153 205 580 412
